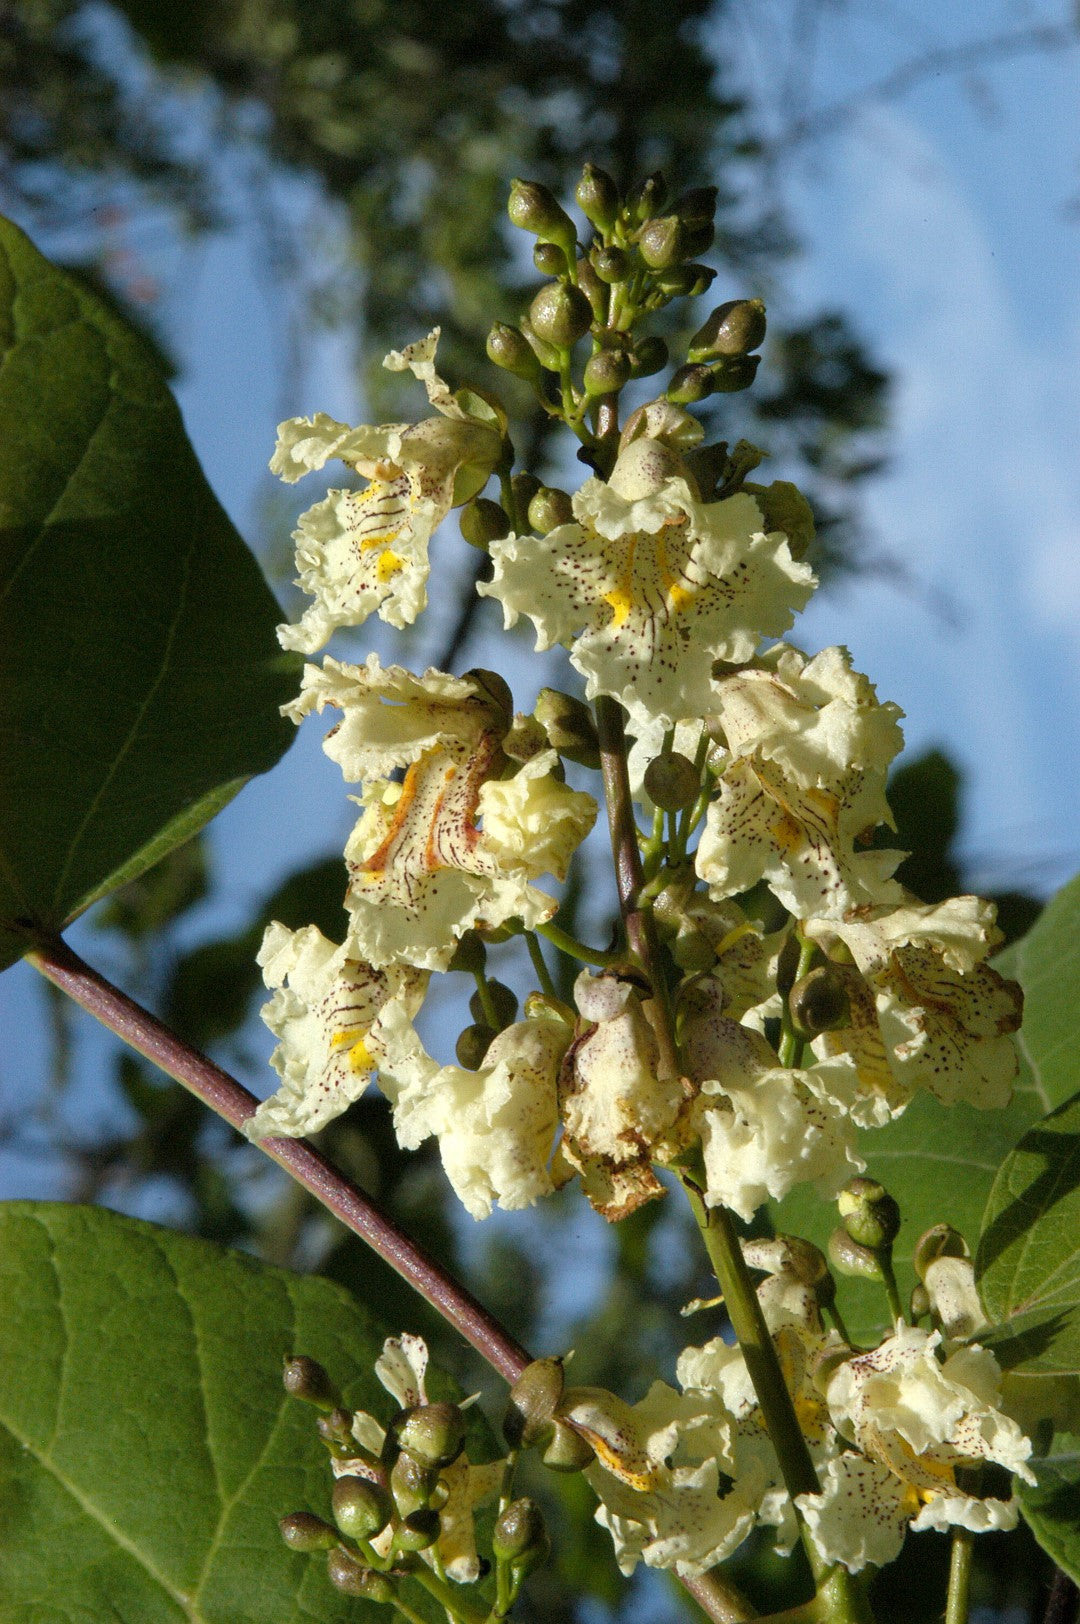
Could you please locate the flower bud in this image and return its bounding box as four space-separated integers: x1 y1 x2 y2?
576 163 620 233
655 263 716 298
584 348 632 396
316 1406 355 1453
447 931 486 975
688 299 767 361
504 1356 565 1449
576 257 606 317
643 751 699 811
672 185 719 228
638 215 686 270
772 1233 831 1289
627 171 667 223
682 220 716 257
327 1548 388 1597
390 1449 440 1515
827 1226 883 1281
592 245 629 284
789 965 850 1039
529 281 593 348
912 1223 969 1283
469 979 519 1029
533 241 567 277
528 486 575 533
508 179 577 260
459 497 510 551
542 1418 596 1472
910 1282 931 1321
629 335 668 378
512 471 542 516
710 354 761 393
838 1177 901 1251
390 1401 467 1469
494 1497 549 1568
665 363 715 405
395 1507 441 1552
279 1511 339 1551
486 321 543 383
332 1475 394 1541
456 1022 496 1070
534 688 600 769
519 316 563 372
283 1355 340 1411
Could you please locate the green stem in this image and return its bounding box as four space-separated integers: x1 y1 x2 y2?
878 1249 906 1326
778 936 815 1068
471 966 502 1032
944 1525 974 1624
680 1570 760 1621
408 1563 489 1624
524 930 559 1001
535 919 619 968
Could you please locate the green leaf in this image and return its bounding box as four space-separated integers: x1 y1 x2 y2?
0 1202 474 1621
775 875 1080 1346
0 216 299 972
974 1090 1080 1375
1017 1432 1080 1585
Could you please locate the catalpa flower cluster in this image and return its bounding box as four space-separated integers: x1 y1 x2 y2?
253 281 1030 1595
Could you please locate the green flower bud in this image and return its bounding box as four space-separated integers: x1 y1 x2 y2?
279 1511 339 1551
456 1022 496 1070
389 1401 467 1469
627 171 667 223
672 185 719 227
669 927 715 975
910 1282 931 1321
838 1177 901 1252
773 1233 831 1289
316 1407 356 1453
283 1355 340 1411
629 335 669 378
655 263 717 298
512 471 542 516
534 688 600 769
460 497 510 551
486 321 542 383
390 1449 440 1516
745 479 815 559
519 316 563 372
542 1418 596 1472
528 486 575 533
827 1226 883 1281
638 215 686 270
665 363 715 406
643 751 699 811
508 179 577 261
584 348 632 397
789 965 850 1040
469 979 519 1029
327 1547 381 1597
494 1497 548 1565
331 1475 394 1541
529 281 593 348
533 241 567 277
592 245 629 284
688 299 767 361
576 257 606 317
576 162 620 233
447 931 486 976
912 1223 969 1283
504 1356 565 1449
395 1507 442 1552
710 354 761 393
683 220 716 257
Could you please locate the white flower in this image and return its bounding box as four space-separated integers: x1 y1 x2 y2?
559 971 684 1220
695 646 906 920
273 329 502 652
371 1001 570 1219
288 656 570 969
244 923 426 1139
479 442 814 728
796 1454 914 1573
477 749 597 880
561 1380 756 1577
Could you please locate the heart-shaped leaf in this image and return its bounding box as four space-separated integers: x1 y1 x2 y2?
0 217 299 972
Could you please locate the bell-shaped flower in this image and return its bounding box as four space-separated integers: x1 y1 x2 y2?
370 999 570 1219
244 922 426 1140
677 991 863 1222
695 645 906 920
558 971 686 1220
561 1378 758 1577
289 656 583 969
801 1325 1035 1568
476 748 597 880
272 329 503 652
479 438 815 728
804 898 1023 1120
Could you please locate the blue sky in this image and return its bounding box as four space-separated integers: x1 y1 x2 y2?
1 4 1078 1203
